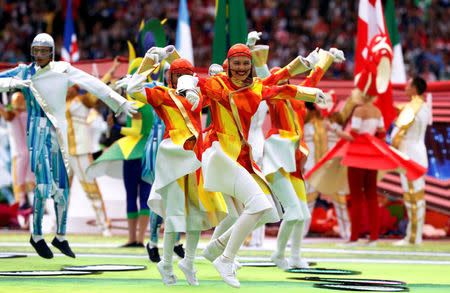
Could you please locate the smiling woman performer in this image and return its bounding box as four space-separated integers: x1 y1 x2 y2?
200 44 328 288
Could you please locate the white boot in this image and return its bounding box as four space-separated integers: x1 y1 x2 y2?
177 259 198 286
270 252 289 270
213 255 240 288
157 261 177 285
289 255 309 269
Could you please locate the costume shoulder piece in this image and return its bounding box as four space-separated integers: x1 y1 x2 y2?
395 95 424 128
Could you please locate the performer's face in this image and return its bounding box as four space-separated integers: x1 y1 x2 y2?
405 78 416 97
229 56 252 81
32 46 52 67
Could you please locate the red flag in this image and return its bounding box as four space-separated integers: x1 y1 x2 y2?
355 0 396 128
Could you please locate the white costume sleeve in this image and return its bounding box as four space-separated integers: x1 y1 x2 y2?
67 65 127 113
0 78 12 92
0 65 24 92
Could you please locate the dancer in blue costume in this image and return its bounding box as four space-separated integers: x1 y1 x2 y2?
0 33 137 259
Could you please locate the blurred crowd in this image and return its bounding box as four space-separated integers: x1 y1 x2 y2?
0 0 448 81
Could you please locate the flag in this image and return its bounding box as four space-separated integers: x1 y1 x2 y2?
383 0 406 83
212 0 248 64
175 0 194 65
61 0 79 62
355 0 396 128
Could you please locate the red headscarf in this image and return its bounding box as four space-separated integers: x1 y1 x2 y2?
226 44 253 82
169 58 194 88
227 43 252 59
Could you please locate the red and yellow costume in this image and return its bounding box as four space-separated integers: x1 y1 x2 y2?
201 44 319 223
130 58 226 232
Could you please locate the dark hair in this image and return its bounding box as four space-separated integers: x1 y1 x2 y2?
412 76 427 95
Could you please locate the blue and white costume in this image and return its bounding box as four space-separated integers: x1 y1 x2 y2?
0 46 134 239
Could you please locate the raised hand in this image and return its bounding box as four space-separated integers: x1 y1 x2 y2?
208 64 224 76
246 31 262 47
329 48 345 62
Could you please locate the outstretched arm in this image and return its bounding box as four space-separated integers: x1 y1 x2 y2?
67 65 137 117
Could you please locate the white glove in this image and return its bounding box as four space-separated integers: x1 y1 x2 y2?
329 47 345 62
115 75 132 89
303 48 320 69
185 89 200 111
116 100 138 117
147 45 176 62
175 75 200 111
246 31 262 47
10 79 31 90
208 64 223 76
315 89 328 107
126 74 147 95
175 75 199 95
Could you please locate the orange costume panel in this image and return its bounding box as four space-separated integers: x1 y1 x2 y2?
144 86 203 160
202 74 315 172
265 65 328 180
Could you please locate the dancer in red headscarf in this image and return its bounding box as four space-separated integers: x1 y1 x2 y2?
199 43 328 287
124 48 227 286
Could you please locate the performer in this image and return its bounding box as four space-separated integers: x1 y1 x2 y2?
125 47 227 286
392 76 430 246
66 84 112 237
200 43 328 287
140 63 185 263
305 36 427 246
262 50 344 269
0 92 35 210
205 38 321 251
0 33 137 259
302 95 354 241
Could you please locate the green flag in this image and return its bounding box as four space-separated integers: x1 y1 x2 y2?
212 0 248 64
383 0 406 83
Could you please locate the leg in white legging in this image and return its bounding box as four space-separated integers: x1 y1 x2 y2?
157 231 178 285
211 215 238 240
178 230 201 286
289 219 308 268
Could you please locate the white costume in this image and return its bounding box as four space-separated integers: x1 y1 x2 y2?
66 93 111 236
391 95 431 245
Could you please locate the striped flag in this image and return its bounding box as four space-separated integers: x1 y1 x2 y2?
175 0 194 65
212 0 247 64
61 0 79 62
356 0 396 128
383 0 406 83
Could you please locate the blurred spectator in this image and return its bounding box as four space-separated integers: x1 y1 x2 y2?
0 0 448 81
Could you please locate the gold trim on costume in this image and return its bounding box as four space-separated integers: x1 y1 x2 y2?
307 192 319 203
316 49 335 72
312 116 328 163
403 180 426 244
392 96 424 148
80 181 101 194
251 45 269 67
168 89 198 139
286 56 309 76
295 86 317 102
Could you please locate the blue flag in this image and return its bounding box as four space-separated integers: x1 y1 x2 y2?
61 0 79 62
175 0 194 65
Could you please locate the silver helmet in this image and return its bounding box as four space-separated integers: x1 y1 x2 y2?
31 33 55 61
